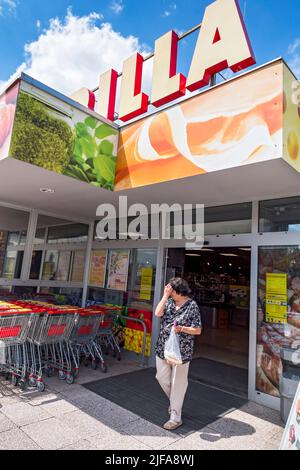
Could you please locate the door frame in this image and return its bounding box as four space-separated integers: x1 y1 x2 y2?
151 231 284 411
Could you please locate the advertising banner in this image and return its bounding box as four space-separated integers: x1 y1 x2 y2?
107 250 130 292
89 249 108 288
280 382 300 450
283 65 300 172
9 86 119 191
116 62 283 190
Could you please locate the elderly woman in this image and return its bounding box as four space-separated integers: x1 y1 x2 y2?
155 278 202 431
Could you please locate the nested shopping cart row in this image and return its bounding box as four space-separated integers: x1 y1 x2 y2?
0 303 121 392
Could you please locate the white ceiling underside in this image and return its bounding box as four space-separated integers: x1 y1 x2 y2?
0 157 300 223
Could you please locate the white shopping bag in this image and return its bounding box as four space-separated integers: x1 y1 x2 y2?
164 323 183 365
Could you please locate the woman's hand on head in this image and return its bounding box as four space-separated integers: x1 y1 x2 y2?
163 284 173 299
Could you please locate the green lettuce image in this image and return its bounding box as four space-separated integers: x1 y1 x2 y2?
10 92 118 191
10 93 74 174
64 117 117 191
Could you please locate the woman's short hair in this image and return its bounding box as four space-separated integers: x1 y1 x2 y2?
169 278 192 297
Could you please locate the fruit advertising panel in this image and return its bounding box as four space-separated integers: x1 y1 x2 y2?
0 82 19 161
9 85 119 191
115 61 284 191
257 247 300 398
283 64 300 170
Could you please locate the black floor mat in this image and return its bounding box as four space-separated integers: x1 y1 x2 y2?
83 368 248 436
189 358 248 398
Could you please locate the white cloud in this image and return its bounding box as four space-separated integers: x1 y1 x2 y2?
288 38 300 79
36 19 41 29
1 9 150 96
162 2 177 18
0 0 17 15
110 0 124 15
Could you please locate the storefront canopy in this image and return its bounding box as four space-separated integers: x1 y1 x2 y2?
0 58 299 221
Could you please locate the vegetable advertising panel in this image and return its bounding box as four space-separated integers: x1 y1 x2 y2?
9 88 118 191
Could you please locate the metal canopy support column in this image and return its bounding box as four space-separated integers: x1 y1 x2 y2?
21 210 38 281
81 221 95 307
149 239 166 367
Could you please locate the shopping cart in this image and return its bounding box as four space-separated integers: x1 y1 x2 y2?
96 308 122 361
69 310 107 374
0 309 34 390
26 309 76 391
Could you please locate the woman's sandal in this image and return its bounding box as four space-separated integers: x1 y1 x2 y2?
163 420 183 431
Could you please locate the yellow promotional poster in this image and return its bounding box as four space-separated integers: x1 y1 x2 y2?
89 250 108 288
139 267 153 301
115 62 283 191
266 273 288 324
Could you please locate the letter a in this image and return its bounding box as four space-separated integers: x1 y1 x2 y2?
186 0 256 92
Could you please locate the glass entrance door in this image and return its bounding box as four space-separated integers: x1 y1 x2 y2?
165 246 251 397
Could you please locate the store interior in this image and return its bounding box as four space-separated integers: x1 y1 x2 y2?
166 247 251 396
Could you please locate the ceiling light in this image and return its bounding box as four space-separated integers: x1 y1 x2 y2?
200 248 215 252
186 254 201 257
239 248 251 252
40 188 55 194
220 253 239 257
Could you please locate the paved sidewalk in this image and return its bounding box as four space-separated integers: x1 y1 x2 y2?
0 358 284 450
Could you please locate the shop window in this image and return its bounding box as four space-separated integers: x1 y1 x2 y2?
205 203 252 235
166 208 204 240
0 206 29 280
39 287 83 306
7 232 20 247
2 251 22 279
70 251 85 283
126 249 157 311
165 203 252 238
259 197 300 233
30 250 43 280
13 286 37 295
55 251 72 281
42 250 72 281
94 215 157 241
87 248 157 312
34 228 46 245
47 223 88 244
42 251 59 280
40 249 85 282
257 246 300 398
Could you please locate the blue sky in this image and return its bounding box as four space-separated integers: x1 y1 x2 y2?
0 0 299 94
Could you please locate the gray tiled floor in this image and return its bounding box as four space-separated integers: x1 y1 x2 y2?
0 357 284 451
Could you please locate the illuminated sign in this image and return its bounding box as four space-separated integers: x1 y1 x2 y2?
71 0 255 123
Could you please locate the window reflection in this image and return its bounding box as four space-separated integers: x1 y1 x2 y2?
260 197 300 233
